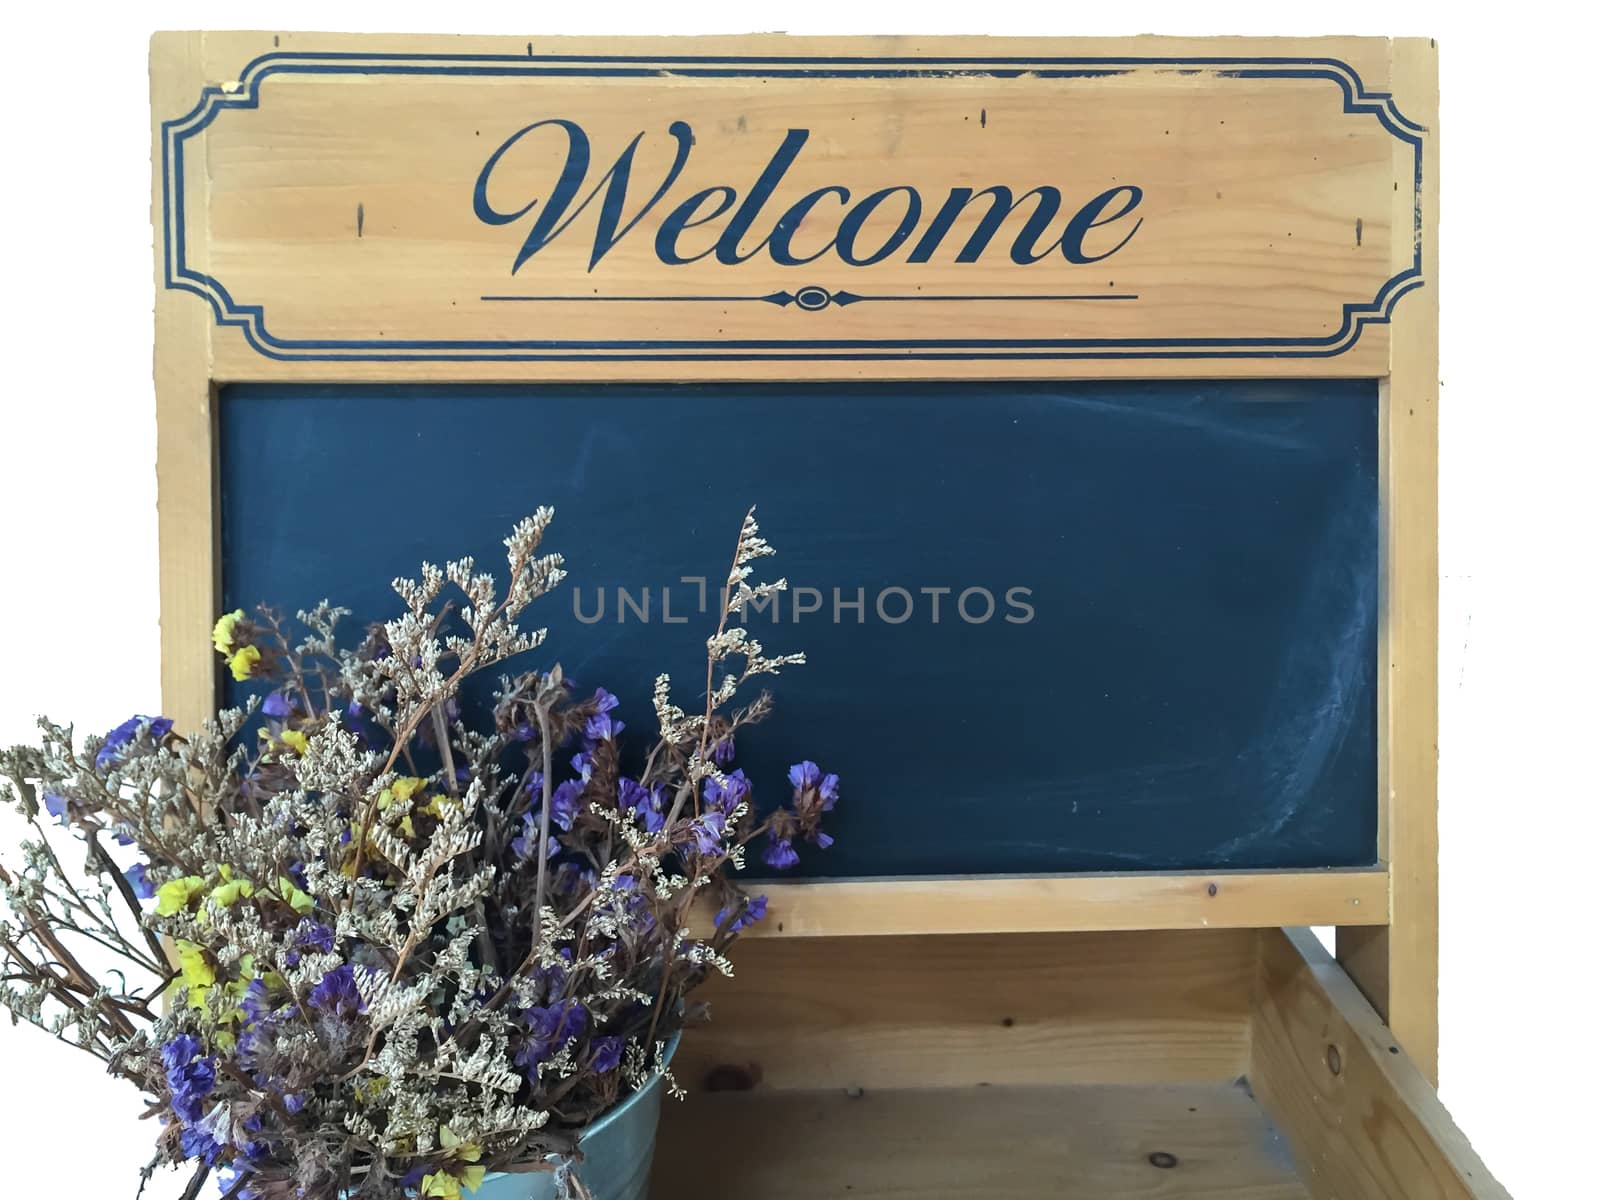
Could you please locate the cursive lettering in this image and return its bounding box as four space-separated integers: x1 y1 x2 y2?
474 120 1145 273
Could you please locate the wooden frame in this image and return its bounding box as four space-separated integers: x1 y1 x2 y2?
150 32 1440 1076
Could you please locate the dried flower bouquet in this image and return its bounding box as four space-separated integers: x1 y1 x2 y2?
0 508 837 1200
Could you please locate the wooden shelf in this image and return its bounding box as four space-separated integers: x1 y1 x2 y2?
653 1082 1310 1199
658 930 1505 1199
745 869 1389 939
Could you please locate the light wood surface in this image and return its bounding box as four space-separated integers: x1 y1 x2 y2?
151 31 1425 381
151 31 220 737
652 928 1505 1198
653 1082 1312 1199
672 930 1255 1092
745 870 1387 938
1253 929 1508 1200
1338 35 1441 1083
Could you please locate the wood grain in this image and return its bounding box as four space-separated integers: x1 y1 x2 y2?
152 32 220 735
1253 929 1508 1200
653 1082 1311 1199
1338 35 1441 1082
744 871 1388 938
148 31 1422 381
672 930 1255 1092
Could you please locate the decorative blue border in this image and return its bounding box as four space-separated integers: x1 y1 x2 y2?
161 53 1425 362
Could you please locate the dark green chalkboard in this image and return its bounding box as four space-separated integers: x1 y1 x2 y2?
219 380 1378 877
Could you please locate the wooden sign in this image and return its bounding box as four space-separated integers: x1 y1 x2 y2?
152 33 1439 1076
162 42 1422 376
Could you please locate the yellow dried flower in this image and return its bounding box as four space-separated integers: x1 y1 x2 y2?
155 875 207 916
212 609 245 654
209 865 255 908
173 939 216 1010
277 876 315 915
229 645 262 682
420 1168 485 1198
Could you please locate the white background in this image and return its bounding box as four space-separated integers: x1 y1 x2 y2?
0 3 1594 1196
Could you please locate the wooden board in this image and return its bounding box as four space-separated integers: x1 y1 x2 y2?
155 31 1423 381
672 930 1257 1092
1338 36 1442 1081
653 1082 1311 1199
1251 930 1508 1200
743 870 1386 939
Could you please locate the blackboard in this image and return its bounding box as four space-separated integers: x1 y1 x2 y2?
219 380 1378 877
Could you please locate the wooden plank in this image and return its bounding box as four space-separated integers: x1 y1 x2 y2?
745 870 1388 938
152 32 221 733
673 930 1255 1092
1251 929 1508 1200
654 1082 1311 1199
1338 34 1440 1083
149 31 1412 382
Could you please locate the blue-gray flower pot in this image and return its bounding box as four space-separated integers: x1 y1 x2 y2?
472 1033 679 1200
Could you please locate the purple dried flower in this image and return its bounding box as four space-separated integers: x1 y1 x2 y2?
162 1034 216 1123
179 1124 223 1165
215 1164 257 1200
703 769 751 816
43 792 71 827
307 964 364 1017
533 947 574 999
240 978 274 1028
98 718 143 768
711 736 737 766
516 1000 588 1074
96 716 173 771
819 775 840 810
261 692 293 719
619 778 666 834
591 1036 624 1073
584 689 624 742
511 812 562 861
509 817 532 859
688 812 726 856
787 761 820 792
763 838 800 871
161 1033 203 1073
551 780 583 831
284 918 334 966
124 862 156 900
716 893 768 933
789 761 840 815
